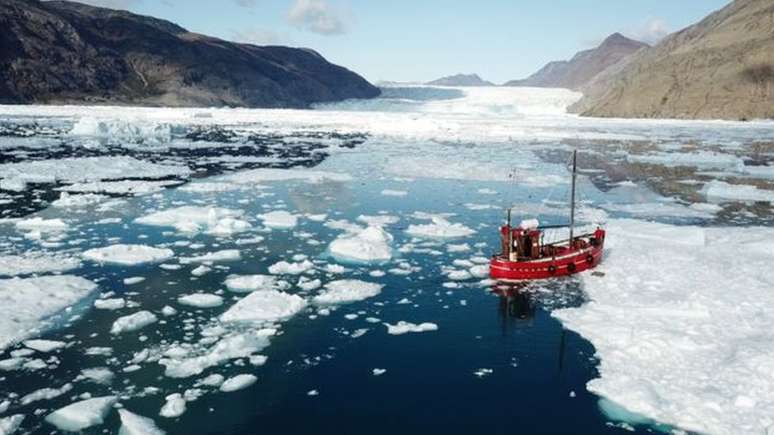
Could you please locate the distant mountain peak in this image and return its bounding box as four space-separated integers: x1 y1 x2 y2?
427 73 494 87
503 33 647 90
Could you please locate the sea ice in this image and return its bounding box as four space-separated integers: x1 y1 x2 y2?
312 280 383 305
554 219 774 435
160 393 186 418
177 294 224 308
221 168 352 185
135 206 250 235
329 225 393 263
118 409 166 435
83 244 174 266
0 415 24 434
51 192 107 208
0 275 98 350
224 274 281 293
180 250 241 264
111 311 158 334
220 374 258 392
257 211 298 229
0 253 81 276
702 180 774 203
220 290 307 324
268 259 314 275
384 321 438 335
406 214 475 239
45 396 117 432
23 339 66 352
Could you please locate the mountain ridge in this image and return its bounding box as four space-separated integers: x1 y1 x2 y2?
426 73 494 87
0 0 380 108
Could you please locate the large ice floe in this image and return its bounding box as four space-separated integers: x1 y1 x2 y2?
220 290 307 324
0 275 97 350
0 156 189 192
554 219 774 435
0 253 81 276
83 244 175 266
135 206 251 235
45 396 117 432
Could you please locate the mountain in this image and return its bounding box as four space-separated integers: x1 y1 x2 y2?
572 0 774 120
427 74 494 87
0 0 379 108
503 33 648 90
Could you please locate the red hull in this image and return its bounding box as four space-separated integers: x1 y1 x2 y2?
490 236 605 281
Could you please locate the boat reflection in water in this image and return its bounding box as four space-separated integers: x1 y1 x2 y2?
492 282 537 328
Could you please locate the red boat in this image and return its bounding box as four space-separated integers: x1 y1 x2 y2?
490 150 605 281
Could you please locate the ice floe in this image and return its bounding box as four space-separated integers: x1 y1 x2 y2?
268 259 315 275
221 168 352 185
45 396 117 432
221 290 307 324
111 311 158 334
702 180 774 203
24 339 66 352
83 244 175 265
180 249 241 264
118 409 166 435
220 374 258 392
0 275 97 350
406 213 475 239
0 253 81 276
329 225 393 263
225 274 282 293
554 219 774 435
135 206 251 235
177 293 224 308
312 280 383 305
384 321 439 335
257 210 299 229
51 192 107 208
160 393 187 418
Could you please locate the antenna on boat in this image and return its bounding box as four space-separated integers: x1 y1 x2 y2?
569 149 577 245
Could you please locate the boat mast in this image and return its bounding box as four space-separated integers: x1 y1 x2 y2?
569 150 577 245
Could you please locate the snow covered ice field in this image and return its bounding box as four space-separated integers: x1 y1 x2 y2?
0 86 773 434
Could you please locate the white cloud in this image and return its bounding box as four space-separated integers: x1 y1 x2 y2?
629 18 671 45
287 0 347 35
75 0 142 10
231 27 288 46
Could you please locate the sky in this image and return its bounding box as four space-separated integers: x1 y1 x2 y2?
78 0 732 84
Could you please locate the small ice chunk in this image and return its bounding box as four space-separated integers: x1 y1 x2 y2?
385 321 438 335
257 211 298 229
406 215 475 239
94 298 126 310
118 409 166 435
225 274 279 293
312 280 383 305
24 339 66 353
45 396 117 432
83 245 174 266
381 189 408 197
180 250 240 264
161 306 177 316
135 206 249 235
124 277 145 285
329 226 393 263
21 383 73 405
111 311 158 334
160 393 186 418
220 374 257 392
372 368 386 376
79 367 114 385
177 294 223 308
221 290 307 324
0 415 24 434
268 260 314 275
196 374 225 388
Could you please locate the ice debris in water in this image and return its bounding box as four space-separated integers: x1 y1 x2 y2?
180 250 241 264
177 293 224 308
220 374 258 392
225 274 282 293
220 168 352 185
0 253 81 277
221 291 307 324
329 224 393 263
0 275 97 351
111 311 158 334
406 213 475 239
384 321 439 335
160 393 187 418
45 396 117 432
135 206 251 235
554 219 774 435
118 408 166 435
83 244 174 266
0 415 24 434
312 280 383 305
23 339 66 352
257 211 299 229
268 260 315 275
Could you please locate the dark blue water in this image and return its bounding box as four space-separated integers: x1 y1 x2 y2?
0 175 664 434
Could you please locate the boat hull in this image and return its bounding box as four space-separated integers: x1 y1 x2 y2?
490 241 604 281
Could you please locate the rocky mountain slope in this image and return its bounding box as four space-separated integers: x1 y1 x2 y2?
504 33 648 90
0 0 379 108
426 73 494 87
571 0 774 120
